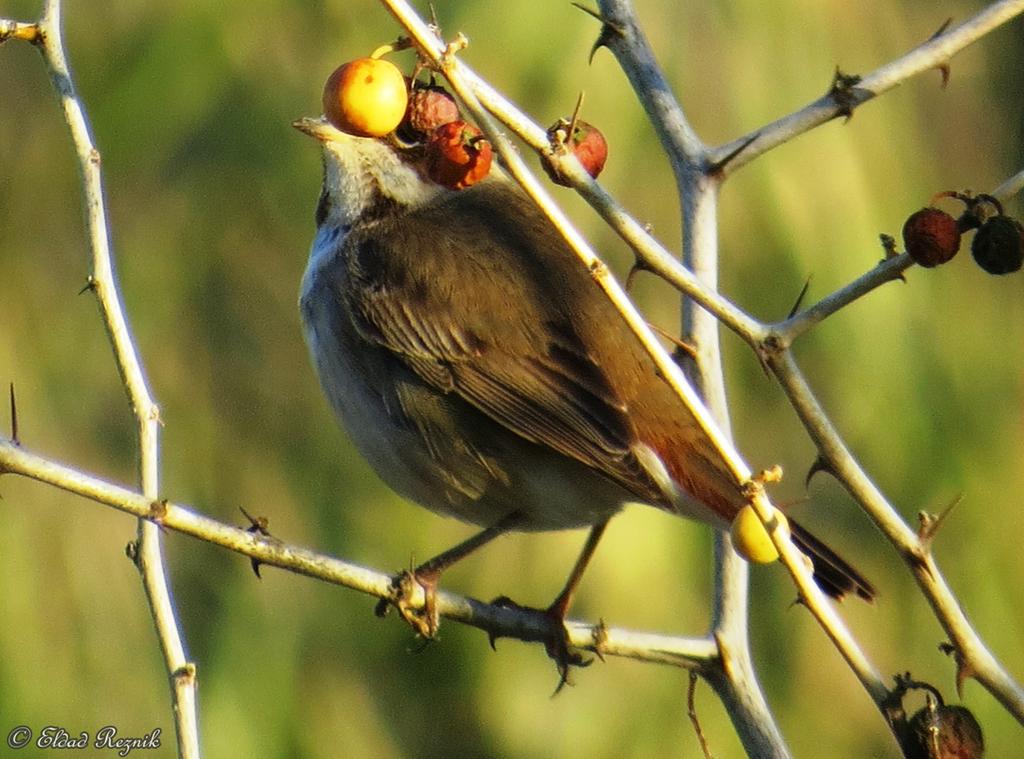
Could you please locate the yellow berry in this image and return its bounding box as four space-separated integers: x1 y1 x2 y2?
730 505 789 564
323 57 408 138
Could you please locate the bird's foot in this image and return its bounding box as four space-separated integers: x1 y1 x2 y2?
491 595 593 694
375 568 441 640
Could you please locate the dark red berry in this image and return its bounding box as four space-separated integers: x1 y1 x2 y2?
401 83 460 140
543 119 608 186
424 120 493 190
970 214 1024 275
905 703 984 759
902 207 961 268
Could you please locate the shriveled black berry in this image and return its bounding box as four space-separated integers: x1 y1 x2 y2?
971 214 1024 275
905 703 984 759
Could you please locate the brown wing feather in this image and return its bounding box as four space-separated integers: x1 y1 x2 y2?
336 181 671 507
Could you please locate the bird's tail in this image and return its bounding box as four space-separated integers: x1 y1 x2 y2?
789 518 876 602
656 435 876 601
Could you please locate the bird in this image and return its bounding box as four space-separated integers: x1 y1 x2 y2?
293 114 875 667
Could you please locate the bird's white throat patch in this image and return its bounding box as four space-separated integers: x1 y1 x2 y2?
320 136 442 229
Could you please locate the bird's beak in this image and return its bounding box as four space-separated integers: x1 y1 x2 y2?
292 116 412 154
292 116 345 142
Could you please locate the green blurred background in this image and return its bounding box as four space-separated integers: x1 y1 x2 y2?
1 0 1022 756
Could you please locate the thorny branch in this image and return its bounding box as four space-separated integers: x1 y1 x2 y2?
0 437 718 669
2 1 199 756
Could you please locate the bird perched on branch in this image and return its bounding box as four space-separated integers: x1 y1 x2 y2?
294 104 873 676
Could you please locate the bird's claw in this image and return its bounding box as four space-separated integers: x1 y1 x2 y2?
490 594 592 694
375 569 440 639
547 626 593 696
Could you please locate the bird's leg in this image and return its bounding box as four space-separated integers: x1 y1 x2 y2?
547 521 608 622
376 513 521 639
545 521 608 691
493 521 609 692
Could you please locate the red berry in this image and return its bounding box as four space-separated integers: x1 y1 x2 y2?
543 119 609 186
568 121 608 179
970 214 1024 275
424 120 493 190
902 207 961 268
401 83 460 140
